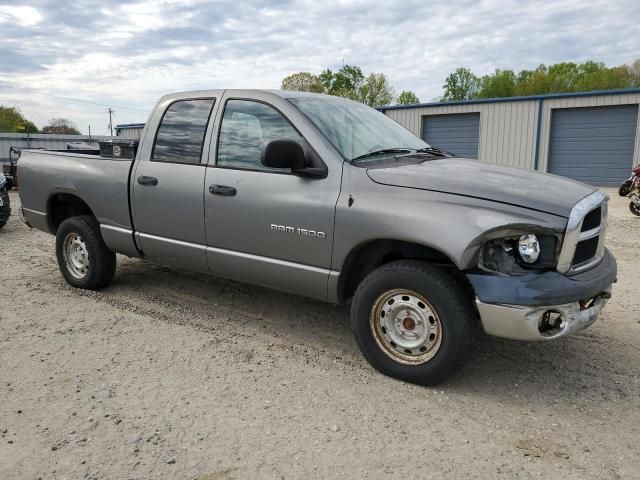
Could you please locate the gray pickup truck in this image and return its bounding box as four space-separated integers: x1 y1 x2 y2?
18 89 617 385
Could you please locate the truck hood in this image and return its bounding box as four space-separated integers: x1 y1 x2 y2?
366 158 596 217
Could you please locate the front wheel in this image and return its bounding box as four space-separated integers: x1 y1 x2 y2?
619 180 633 197
351 260 475 386
0 191 9 229
55 215 116 290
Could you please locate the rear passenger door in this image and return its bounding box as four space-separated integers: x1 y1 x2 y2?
131 97 217 273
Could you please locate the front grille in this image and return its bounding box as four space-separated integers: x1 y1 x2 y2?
557 192 608 274
581 206 601 231
569 202 606 270
572 236 599 265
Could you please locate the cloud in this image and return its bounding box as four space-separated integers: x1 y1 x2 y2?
0 5 43 27
0 0 638 133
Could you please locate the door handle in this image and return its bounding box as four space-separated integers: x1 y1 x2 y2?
137 176 158 186
209 185 237 196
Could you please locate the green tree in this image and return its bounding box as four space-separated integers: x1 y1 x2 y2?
281 72 325 93
320 65 365 97
397 90 420 105
0 105 38 133
41 118 81 135
282 65 395 107
357 73 395 107
477 69 516 98
444 60 640 100
442 67 480 101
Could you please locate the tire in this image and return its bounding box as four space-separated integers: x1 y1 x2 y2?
55 215 116 290
619 180 632 197
0 193 8 229
351 260 475 386
630 201 640 216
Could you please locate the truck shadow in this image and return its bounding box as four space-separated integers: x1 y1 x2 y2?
110 256 635 402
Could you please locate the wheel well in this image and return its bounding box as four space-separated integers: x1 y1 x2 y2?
48 193 94 233
338 240 471 303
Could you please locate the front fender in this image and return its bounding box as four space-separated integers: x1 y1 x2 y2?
332 167 568 273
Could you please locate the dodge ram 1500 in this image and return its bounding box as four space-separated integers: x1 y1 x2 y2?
19 89 617 385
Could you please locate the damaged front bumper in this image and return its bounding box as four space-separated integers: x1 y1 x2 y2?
475 290 610 341
467 249 617 341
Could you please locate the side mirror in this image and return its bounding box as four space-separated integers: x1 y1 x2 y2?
261 139 306 170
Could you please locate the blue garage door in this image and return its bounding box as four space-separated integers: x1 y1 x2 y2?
548 105 638 186
422 113 480 159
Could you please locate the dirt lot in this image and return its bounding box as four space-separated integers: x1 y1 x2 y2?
1 189 639 479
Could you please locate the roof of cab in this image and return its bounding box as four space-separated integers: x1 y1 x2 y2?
161 89 339 101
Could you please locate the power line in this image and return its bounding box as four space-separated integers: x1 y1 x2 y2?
0 83 149 112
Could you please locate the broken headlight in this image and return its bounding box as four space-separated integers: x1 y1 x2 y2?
481 234 558 274
517 234 540 263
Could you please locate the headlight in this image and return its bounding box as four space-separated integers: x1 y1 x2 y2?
481 233 558 274
517 234 540 263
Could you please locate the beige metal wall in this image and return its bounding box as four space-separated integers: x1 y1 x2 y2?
536 92 640 172
115 127 143 139
384 92 640 172
384 101 539 169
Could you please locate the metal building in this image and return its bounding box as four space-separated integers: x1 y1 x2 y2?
381 88 640 186
0 133 109 166
115 123 145 139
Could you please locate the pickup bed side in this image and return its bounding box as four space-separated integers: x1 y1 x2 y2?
18 151 140 258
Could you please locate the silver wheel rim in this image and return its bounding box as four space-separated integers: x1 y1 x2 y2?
62 232 90 279
370 289 442 365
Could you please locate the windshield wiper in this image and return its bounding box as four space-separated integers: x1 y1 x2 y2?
351 148 414 162
415 146 449 157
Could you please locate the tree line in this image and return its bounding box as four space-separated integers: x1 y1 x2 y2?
442 60 640 101
0 105 80 134
281 66 420 106
282 59 640 107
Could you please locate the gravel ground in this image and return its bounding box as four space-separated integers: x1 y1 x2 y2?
1 189 639 479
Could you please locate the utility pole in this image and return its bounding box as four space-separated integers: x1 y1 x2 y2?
107 108 114 137
88 125 92 143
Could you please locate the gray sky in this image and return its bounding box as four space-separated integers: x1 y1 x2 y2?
1 0 639 134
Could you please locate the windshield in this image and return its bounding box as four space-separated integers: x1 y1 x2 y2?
288 96 430 161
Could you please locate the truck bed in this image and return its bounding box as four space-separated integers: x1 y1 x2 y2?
18 149 135 239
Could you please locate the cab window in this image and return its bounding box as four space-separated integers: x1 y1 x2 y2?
152 99 215 164
216 100 301 171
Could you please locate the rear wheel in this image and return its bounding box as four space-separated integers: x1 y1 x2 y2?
351 260 475 386
630 201 640 216
55 216 116 289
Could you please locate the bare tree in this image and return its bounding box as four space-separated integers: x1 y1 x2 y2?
42 118 81 135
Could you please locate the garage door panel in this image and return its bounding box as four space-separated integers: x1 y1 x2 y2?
552 142 634 156
548 105 638 186
422 113 480 159
551 125 637 135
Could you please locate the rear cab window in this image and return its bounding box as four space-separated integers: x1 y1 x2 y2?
152 99 215 164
